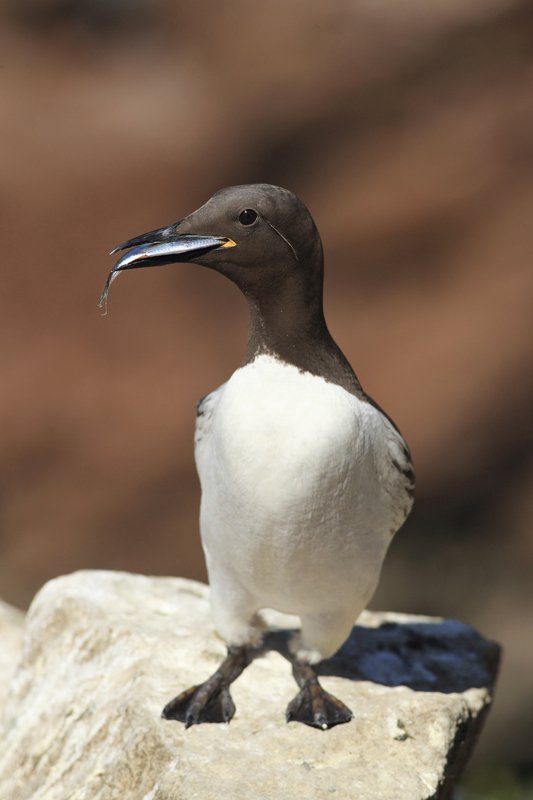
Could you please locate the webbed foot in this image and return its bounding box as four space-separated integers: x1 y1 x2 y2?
286 683 352 729
287 659 352 730
162 680 236 727
161 645 252 728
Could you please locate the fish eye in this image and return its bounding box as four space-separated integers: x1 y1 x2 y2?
238 209 258 226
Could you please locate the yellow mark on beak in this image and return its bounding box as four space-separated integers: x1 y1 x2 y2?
221 238 237 249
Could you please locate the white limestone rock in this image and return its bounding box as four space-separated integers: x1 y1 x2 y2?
0 571 499 800
0 599 25 711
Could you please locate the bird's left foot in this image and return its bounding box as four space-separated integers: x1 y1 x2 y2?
286 682 352 730
287 660 352 730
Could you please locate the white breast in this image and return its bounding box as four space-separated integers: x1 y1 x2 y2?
195 354 411 634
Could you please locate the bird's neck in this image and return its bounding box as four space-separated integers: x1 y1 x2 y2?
243 275 364 398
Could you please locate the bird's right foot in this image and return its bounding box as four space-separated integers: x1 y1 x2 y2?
162 678 236 727
161 645 252 727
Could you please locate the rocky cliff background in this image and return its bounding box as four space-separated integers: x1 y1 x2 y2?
1 0 532 794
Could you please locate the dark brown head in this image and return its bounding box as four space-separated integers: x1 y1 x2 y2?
100 183 361 395
103 184 323 311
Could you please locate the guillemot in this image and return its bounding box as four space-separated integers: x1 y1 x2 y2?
100 183 415 730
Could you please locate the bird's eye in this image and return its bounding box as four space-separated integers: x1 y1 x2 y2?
239 209 258 226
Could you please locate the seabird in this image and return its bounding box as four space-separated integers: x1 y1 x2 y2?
100 184 415 730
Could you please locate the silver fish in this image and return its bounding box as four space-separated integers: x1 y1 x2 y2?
99 235 229 314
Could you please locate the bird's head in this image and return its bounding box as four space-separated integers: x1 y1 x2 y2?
99 184 323 311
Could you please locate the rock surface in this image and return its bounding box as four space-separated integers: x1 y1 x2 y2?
0 571 500 800
0 600 25 711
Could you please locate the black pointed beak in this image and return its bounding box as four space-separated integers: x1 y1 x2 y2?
99 224 236 313
109 224 179 255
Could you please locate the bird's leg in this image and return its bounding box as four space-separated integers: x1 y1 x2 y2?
286 659 353 730
161 646 253 727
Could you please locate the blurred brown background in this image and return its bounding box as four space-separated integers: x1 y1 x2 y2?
1 0 532 792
